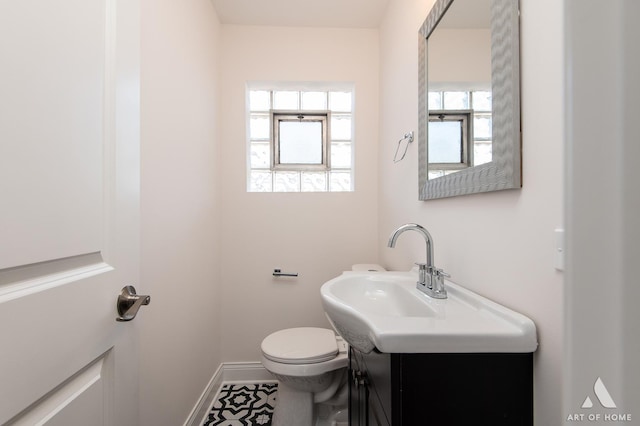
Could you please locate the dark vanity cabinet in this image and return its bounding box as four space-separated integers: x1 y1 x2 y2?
349 347 393 426
348 347 533 425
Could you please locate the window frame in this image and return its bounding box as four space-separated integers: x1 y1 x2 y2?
271 110 330 171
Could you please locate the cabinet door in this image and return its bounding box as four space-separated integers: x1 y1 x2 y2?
367 391 389 426
350 348 391 426
349 351 365 426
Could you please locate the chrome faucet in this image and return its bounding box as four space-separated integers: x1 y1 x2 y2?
387 223 449 299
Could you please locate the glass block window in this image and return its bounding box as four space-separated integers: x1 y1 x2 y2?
428 90 492 167
248 87 354 192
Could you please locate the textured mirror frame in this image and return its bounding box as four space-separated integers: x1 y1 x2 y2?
418 0 521 200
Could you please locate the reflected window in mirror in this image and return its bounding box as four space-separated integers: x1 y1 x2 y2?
428 110 472 179
428 90 492 179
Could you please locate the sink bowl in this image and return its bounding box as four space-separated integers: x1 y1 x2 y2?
320 270 537 353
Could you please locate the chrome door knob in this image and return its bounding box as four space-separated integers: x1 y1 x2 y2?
116 285 150 322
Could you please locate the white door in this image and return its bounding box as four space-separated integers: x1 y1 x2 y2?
0 0 142 425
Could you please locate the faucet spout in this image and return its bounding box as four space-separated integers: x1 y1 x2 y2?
387 223 434 269
387 223 447 299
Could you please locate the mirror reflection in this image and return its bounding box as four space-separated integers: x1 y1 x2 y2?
427 0 491 179
418 0 521 200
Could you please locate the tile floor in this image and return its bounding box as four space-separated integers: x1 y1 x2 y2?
202 382 278 426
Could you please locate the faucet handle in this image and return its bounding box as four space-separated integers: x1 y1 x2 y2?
434 268 450 279
414 262 433 272
430 268 449 299
414 263 431 287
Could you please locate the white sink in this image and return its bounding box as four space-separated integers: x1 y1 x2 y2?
320 270 538 354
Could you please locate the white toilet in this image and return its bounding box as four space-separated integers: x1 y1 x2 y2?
261 327 349 426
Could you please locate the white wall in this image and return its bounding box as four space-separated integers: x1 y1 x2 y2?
139 1 222 424
378 0 564 424
564 0 640 420
218 25 380 361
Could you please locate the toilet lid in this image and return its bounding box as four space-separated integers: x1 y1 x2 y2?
261 327 338 364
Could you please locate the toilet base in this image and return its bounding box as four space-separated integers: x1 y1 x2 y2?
272 382 313 426
272 381 348 426
316 404 348 426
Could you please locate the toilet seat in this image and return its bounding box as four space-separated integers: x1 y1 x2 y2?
261 327 348 378
262 327 338 364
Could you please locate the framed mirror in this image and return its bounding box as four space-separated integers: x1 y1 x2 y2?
418 0 521 200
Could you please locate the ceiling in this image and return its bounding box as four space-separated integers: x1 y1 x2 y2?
211 0 391 28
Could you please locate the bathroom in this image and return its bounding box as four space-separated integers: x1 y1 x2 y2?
0 0 637 425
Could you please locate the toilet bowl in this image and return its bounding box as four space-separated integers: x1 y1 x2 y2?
261 327 348 426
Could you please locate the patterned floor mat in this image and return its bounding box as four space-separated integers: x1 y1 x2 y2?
203 382 278 426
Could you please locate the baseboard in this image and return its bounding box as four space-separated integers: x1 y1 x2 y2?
220 361 275 383
183 363 224 426
183 362 275 426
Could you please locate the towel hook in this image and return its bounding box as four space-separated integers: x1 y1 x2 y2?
393 131 414 163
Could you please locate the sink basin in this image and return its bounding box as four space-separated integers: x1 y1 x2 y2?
320 270 537 353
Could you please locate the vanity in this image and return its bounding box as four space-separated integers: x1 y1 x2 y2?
349 349 532 425
320 270 537 426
